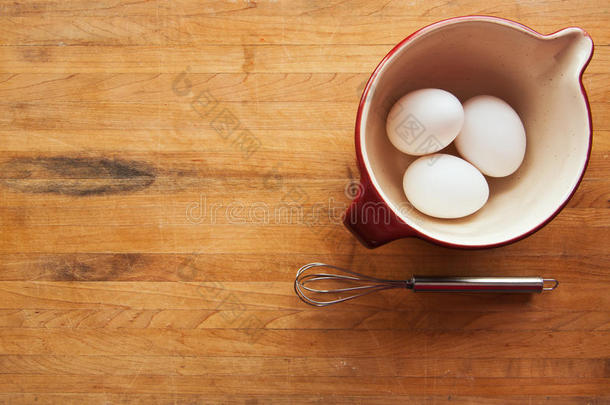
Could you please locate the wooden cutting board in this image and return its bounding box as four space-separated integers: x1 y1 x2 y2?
0 1 608 403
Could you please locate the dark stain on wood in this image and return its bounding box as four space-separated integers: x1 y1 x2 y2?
242 46 254 73
0 156 155 196
51 253 145 281
21 47 51 62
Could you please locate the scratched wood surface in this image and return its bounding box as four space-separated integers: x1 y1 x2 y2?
0 0 609 404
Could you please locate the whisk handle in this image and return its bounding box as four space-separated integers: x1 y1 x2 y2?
411 276 558 293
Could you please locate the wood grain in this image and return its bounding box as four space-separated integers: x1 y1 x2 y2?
1 44 609 74
0 395 607 405
0 0 608 403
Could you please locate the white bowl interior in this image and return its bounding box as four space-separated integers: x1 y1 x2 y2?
360 19 593 246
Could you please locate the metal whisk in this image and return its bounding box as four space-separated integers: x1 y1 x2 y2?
294 263 559 307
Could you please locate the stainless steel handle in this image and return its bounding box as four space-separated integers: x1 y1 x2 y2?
411 276 559 293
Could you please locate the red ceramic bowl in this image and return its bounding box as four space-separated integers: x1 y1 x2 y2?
344 16 594 249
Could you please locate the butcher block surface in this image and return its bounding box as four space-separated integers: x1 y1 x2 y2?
0 1 609 403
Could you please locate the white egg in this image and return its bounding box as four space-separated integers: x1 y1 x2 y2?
455 95 526 177
403 154 489 219
386 89 464 156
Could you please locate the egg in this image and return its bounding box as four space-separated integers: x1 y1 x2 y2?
455 95 526 177
386 88 464 155
403 154 489 219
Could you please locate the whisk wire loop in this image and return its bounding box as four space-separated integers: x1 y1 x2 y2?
294 262 409 307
